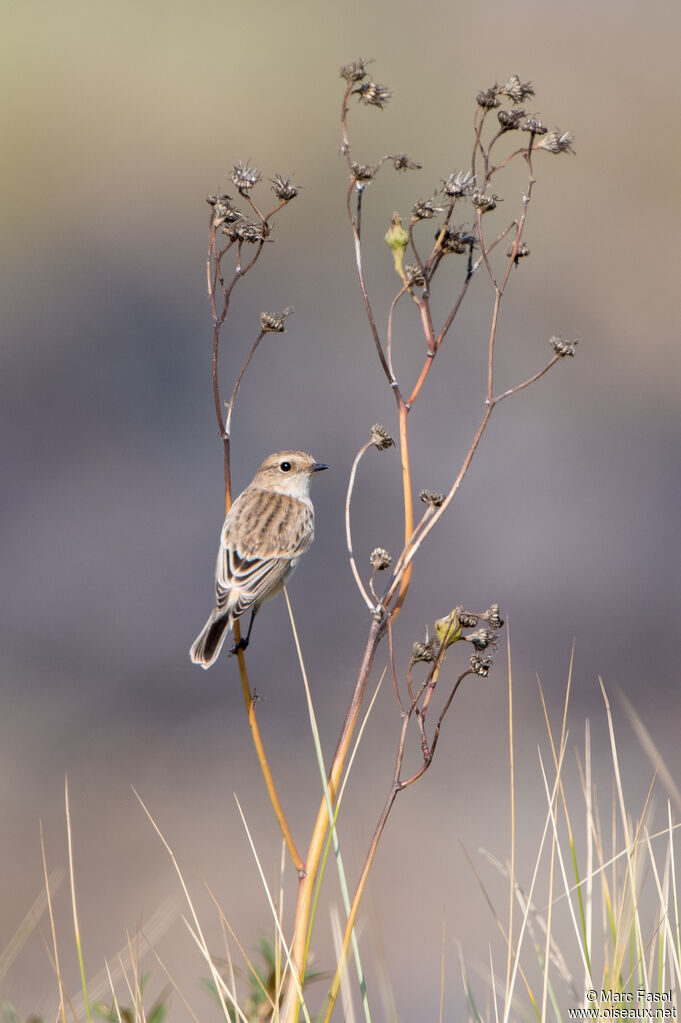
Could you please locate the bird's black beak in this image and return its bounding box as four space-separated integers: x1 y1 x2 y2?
311 462 329 472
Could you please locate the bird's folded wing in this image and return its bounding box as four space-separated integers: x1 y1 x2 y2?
215 550 292 613
214 488 314 611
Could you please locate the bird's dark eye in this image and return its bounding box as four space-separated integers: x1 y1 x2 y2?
280 461 292 472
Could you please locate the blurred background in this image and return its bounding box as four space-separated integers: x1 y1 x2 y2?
2 0 680 1017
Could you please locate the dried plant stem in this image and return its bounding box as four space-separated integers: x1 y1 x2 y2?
207 219 302 873
321 780 399 1023
224 328 266 439
349 184 400 395
346 440 377 611
284 615 383 1023
386 403 494 604
237 659 304 873
386 283 408 382
322 660 472 1021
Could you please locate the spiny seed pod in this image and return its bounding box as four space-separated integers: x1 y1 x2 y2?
271 175 299 201
404 264 425 288
438 228 468 254
370 424 394 450
537 129 576 155
340 58 372 83
411 197 445 221
260 308 293 333
472 191 501 213
498 108 526 131
351 162 375 182
477 87 501 109
230 162 261 193
412 637 437 663
471 655 493 677
392 153 422 172
501 75 535 104
455 608 479 629
226 221 265 243
209 195 243 226
419 489 445 509
442 170 476 197
550 335 580 358
465 628 498 652
353 81 391 108
482 603 504 630
522 114 547 136
506 241 530 261
370 547 392 571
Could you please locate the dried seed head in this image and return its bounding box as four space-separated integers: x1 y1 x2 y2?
412 634 437 663
370 424 394 450
350 161 375 182
537 129 576 154
391 152 422 172
501 75 535 104
522 114 547 136
442 170 476 197
419 489 445 509
455 607 479 629
438 228 468 255
465 628 498 652
472 191 501 213
260 308 293 333
208 194 243 226
481 603 504 630
224 220 265 243
550 335 580 358
404 263 425 288
370 547 392 571
506 241 530 261
340 58 373 83
477 86 501 109
471 654 493 677
353 81 391 109
270 175 299 201
497 108 526 131
411 197 445 221
230 162 261 193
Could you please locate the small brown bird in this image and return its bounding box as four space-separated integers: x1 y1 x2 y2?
190 450 328 668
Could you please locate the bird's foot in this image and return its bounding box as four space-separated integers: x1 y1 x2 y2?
230 637 250 656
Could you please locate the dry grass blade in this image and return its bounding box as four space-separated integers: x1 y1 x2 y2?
180 915 248 1023
132 786 236 1021
0 862 63 985
331 904 357 1023
144 936 203 1023
536 746 591 981
599 678 649 990
65 776 92 1023
643 827 681 986
233 794 312 1023
618 689 681 814
501 740 567 1023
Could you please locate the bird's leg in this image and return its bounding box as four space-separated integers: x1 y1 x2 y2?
230 607 258 655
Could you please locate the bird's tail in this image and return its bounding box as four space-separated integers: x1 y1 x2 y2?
189 608 234 669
